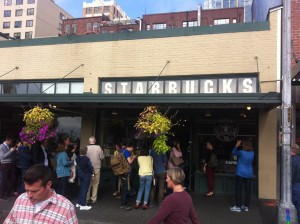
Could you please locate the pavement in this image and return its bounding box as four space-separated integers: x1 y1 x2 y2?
0 181 277 224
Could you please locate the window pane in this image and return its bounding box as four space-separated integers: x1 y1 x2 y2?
28 83 41 94
56 83 69 94
14 32 21 39
72 24 77 33
25 31 32 39
65 24 70 34
153 23 166 30
3 22 10 29
42 83 54 94
4 0 12 6
4 10 11 17
86 23 92 31
15 83 27 94
27 8 34 15
26 20 33 27
70 83 83 94
27 0 35 4
86 7 92 14
15 21 22 28
2 83 15 93
16 0 23 5
15 9 23 16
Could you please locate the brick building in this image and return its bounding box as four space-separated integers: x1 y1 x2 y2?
62 6 244 35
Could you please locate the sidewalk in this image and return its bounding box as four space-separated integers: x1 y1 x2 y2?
0 183 277 224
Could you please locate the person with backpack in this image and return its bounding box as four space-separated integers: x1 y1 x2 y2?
111 143 136 211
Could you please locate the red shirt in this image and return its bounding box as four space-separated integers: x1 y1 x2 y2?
148 191 201 224
4 190 78 224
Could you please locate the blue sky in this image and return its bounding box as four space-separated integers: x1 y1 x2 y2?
56 0 204 19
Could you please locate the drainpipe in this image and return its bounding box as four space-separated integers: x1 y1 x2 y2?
197 4 202 26
136 17 142 31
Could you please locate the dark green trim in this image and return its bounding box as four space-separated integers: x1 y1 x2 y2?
0 22 270 49
0 92 280 106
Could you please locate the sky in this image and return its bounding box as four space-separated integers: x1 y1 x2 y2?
55 0 204 19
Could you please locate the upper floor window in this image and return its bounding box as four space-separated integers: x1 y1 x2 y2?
16 0 23 5
15 9 23 16
4 0 12 6
86 7 92 14
58 23 62 31
72 24 77 33
94 7 101 14
3 22 10 29
4 10 11 17
27 8 34 15
59 13 66 20
27 0 35 4
15 21 22 28
25 31 32 39
26 20 33 27
14 32 21 39
153 23 166 30
214 19 229 25
103 6 110 13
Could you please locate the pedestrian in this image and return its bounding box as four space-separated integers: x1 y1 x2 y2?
0 136 16 200
230 139 254 212
32 140 52 169
75 146 93 210
12 140 22 196
203 141 218 197
86 136 105 204
149 148 168 207
147 167 201 224
18 140 33 193
119 143 136 211
112 143 121 197
168 140 184 169
55 143 72 196
4 164 78 224
291 143 300 223
135 148 153 210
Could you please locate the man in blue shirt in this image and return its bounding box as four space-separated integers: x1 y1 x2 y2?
149 149 168 207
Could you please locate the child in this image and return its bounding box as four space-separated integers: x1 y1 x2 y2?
76 146 93 210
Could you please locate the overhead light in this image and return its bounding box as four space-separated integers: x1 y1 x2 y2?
246 106 251 110
112 110 118 115
204 110 212 117
240 110 247 118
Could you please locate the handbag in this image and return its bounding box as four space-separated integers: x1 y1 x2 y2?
170 154 184 166
208 153 218 168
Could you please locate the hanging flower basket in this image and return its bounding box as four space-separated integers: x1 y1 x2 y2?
135 106 173 154
19 106 57 144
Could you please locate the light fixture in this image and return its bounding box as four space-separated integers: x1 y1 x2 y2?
112 110 118 115
204 110 212 117
246 105 251 111
240 110 247 118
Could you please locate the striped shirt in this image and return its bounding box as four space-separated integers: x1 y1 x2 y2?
4 190 78 224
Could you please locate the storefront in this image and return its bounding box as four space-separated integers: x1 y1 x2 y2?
0 8 282 198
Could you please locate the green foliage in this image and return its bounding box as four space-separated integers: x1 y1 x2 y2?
153 135 170 154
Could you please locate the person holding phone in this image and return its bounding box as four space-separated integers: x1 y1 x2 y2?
230 139 254 212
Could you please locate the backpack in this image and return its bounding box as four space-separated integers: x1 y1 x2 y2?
110 150 131 175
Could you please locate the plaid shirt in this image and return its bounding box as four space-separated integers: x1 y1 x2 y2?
4 190 78 224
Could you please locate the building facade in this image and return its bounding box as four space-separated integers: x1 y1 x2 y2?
0 0 73 39
0 9 282 199
83 0 128 21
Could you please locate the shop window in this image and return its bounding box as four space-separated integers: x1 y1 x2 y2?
27 8 34 15
42 83 55 94
57 117 82 141
4 10 11 17
25 31 32 39
16 0 23 5
28 83 41 94
26 20 33 27
70 83 84 94
13 32 21 39
153 23 166 30
56 83 69 94
15 9 23 16
3 22 10 29
4 0 12 6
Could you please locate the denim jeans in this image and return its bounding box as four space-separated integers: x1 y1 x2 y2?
235 175 251 207
136 175 153 204
57 176 68 196
120 174 128 206
292 182 300 223
77 173 91 206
